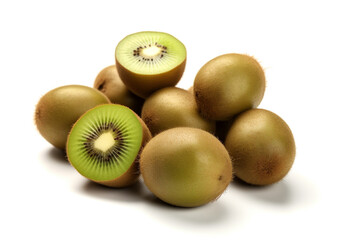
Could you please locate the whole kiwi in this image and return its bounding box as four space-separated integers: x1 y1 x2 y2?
34 85 110 149
141 87 215 136
225 109 296 185
194 53 266 121
93 65 144 115
140 127 233 207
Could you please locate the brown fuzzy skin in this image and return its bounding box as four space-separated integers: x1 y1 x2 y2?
225 109 296 185
93 65 144 115
35 85 110 149
116 58 186 99
140 127 232 207
194 53 266 121
96 114 152 188
188 86 194 94
141 87 215 136
66 105 152 188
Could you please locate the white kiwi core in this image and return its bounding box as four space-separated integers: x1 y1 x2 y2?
142 46 162 58
93 131 115 152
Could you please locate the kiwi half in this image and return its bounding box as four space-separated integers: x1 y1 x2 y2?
66 104 151 187
140 127 232 207
225 109 296 185
194 53 266 121
93 65 144 115
35 85 110 149
115 31 186 98
141 87 215 136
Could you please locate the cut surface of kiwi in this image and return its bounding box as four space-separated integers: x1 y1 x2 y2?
35 85 110 149
115 31 186 98
67 104 151 187
225 109 296 185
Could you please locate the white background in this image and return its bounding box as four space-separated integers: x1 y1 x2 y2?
1 0 359 239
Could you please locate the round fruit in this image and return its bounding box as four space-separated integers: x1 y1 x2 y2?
93 65 144 115
141 87 215 136
225 109 296 185
194 53 266 121
140 127 232 207
34 85 110 149
67 104 151 188
115 31 187 98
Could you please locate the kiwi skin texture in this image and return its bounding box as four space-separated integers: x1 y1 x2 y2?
188 86 193 93
140 127 233 207
35 85 110 149
194 53 266 121
67 104 152 188
116 57 186 99
225 109 296 186
141 87 215 136
93 65 144 115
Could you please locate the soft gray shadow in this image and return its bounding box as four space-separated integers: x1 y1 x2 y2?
143 188 233 225
39 147 74 178
46 147 70 165
231 177 292 205
80 180 150 203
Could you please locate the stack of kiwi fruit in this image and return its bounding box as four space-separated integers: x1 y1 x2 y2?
34 31 296 208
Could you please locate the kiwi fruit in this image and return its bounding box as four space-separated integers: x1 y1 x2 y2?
140 127 232 207
66 104 151 188
141 87 215 136
35 85 110 149
115 31 186 98
194 53 266 121
93 65 144 115
225 109 296 185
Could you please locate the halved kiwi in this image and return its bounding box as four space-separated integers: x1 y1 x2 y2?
140 127 232 207
66 104 151 188
141 87 215 136
35 85 110 149
225 109 296 185
93 65 144 115
194 53 266 121
115 31 186 98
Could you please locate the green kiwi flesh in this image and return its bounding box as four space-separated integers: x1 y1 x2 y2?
141 87 215 136
194 53 266 121
35 85 110 149
93 65 144 115
115 31 186 98
140 127 232 207
66 104 151 187
225 109 296 185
